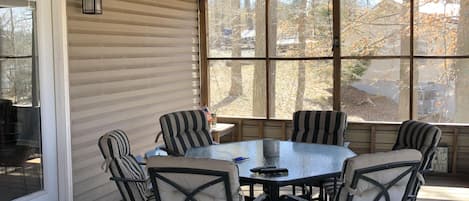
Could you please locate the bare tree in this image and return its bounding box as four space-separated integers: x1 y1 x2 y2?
295 0 308 111
245 0 253 30
253 0 266 117
398 0 411 120
229 0 243 96
455 0 469 121
269 0 278 117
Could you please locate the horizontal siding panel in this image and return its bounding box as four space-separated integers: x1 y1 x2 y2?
103 0 198 19
68 20 197 39
70 71 195 98
69 46 197 59
68 0 199 200
125 0 197 11
68 10 197 29
70 64 196 85
71 98 194 139
71 81 194 111
70 103 196 158
71 90 194 123
68 0 197 20
69 56 198 73
68 33 197 48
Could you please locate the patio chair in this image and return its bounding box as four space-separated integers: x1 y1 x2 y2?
392 120 442 200
334 149 422 201
281 150 421 201
291 110 348 199
159 110 213 156
98 129 152 201
325 120 442 200
291 110 347 146
147 157 266 201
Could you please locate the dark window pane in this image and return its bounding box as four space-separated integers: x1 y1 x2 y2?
0 3 43 200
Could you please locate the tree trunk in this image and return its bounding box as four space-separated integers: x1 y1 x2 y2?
9 8 17 102
454 1 469 122
229 0 243 96
398 0 411 120
269 0 278 117
245 0 253 30
295 0 308 111
253 0 266 117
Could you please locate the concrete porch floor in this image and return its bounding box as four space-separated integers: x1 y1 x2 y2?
240 174 469 201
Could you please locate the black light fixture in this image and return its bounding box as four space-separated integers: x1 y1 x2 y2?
82 0 102 15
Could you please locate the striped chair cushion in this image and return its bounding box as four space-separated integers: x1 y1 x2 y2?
159 110 213 156
323 178 343 198
291 111 347 146
392 120 442 171
98 130 148 201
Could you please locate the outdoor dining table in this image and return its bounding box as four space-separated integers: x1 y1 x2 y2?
185 139 356 201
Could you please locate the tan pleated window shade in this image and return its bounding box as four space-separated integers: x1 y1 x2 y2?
67 0 200 200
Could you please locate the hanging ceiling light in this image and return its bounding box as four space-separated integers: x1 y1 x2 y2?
82 0 102 15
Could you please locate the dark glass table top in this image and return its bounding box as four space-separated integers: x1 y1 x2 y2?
185 140 356 185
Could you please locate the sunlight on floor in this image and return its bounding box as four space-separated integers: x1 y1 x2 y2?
418 186 469 201
241 183 469 201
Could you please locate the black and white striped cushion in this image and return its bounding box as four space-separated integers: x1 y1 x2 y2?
159 110 213 156
291 111 347 146
98 130 148 201
323 178 343 199
393 120 442 171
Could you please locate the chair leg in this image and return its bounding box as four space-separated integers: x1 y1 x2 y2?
250 184 254 199
22 166 28 193
319 185 324 201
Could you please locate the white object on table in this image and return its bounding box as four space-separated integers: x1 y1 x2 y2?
210 123 235 143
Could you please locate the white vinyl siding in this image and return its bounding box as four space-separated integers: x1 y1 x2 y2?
66 0 200 200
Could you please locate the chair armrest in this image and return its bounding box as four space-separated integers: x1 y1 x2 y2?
110 177 146 183
155 131 163 143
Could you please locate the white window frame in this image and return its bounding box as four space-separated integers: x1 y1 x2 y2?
12 0 73 200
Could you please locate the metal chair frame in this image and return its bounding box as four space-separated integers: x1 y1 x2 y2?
148 167 234 201
335 160 421 201
392 120 442 201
